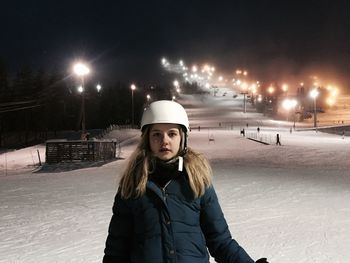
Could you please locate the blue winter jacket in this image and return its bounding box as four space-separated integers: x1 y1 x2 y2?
103 170 254 263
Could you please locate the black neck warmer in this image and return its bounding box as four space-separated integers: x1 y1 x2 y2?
149 157 181 188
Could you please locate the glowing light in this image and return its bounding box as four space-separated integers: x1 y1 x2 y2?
282 84 288 92
96 84 102 92
241 82 248 90
250 84 257 94
203 64 210 72
326 97 335 106
310 89 319 99
73 62 90 76
282 98 298 110
77 86 84 93
331 88 339 97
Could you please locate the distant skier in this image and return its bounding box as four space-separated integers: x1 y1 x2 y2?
276 133 281 145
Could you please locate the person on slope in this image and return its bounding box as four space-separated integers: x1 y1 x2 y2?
103 100 268 263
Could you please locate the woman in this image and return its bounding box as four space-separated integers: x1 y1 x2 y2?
103 100 268 263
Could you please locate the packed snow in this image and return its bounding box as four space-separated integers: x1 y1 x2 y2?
1 92 350 263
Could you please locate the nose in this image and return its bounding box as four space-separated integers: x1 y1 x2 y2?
160 133 170 144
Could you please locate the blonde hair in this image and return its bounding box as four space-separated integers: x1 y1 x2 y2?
119 126 212 199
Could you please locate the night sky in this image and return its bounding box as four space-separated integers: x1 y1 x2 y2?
2 0 350 88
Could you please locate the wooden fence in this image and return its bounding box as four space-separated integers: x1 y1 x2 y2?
45 140 117 164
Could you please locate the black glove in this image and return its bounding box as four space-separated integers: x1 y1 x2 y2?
256 258 268 263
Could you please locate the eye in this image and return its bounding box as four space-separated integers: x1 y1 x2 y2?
151 132 161 138
168 131 179 137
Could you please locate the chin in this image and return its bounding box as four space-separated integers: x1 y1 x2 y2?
157 154 174 161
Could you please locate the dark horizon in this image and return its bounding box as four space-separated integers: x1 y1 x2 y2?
2 0 350 89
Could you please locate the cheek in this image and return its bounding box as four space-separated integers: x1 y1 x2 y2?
174 137 182 149
149 139 158 152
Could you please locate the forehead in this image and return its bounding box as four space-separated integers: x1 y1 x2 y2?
150 123 180 131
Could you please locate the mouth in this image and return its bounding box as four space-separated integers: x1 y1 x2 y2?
160 148 171 153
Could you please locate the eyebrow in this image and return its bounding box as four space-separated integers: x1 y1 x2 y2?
150 129 179 132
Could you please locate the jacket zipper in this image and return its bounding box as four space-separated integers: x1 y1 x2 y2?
162 180 172 201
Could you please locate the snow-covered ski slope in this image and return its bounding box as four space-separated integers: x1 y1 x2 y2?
1 92 350 263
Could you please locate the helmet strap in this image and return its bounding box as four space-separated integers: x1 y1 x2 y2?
178 156 183 171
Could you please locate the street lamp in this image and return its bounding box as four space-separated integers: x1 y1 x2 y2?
77 85 84 93
73 62 90 135
282 84 288 93
173 80 180 90
131 84 136 128
310 88 319 131
146 94 151 106
282 98 298 129
292 101 298 130
96 84 102 92
240 82 248 113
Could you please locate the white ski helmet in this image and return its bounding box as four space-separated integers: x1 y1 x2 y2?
141 100 189 132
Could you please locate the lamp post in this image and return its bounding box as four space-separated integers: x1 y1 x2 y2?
293 103 297 130
173 80 181 93
243 92 247 113
130 84 136 128
240 83 248 113
96 84 102 92
146 94 151 106
73 62 90 135
282 98 298 129
310 88 319 131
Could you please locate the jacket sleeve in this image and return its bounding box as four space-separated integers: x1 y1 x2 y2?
200 186 254 263
103 192 133 263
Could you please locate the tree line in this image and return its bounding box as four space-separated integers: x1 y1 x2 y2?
0 61 177 148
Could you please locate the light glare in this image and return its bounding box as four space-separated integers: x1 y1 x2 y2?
73 63 90 76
